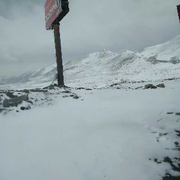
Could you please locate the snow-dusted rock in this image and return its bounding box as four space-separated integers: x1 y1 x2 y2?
3 94 29 107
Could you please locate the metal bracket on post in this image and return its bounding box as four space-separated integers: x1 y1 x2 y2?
53 23 64 87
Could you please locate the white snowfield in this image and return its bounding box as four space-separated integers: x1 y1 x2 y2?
0 80 180 180
1 35 180 89
0 35 180 180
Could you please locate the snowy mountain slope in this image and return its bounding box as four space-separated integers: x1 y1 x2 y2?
139 35 180 61
1 35 180 88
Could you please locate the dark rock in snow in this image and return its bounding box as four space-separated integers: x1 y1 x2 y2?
135 86 143 90
167 112 174 115
6 92 17 98
156 83 165 88
144 84 157 89
62 95 69 98
76 87 85 90
154 158 162 164
76 87 93 91
175 130 180 137
0 109 5 113
174 142 179 146
73 95 80 99
22 89 30 93
20 106 31 111
20 106 26 110
27 100 33 105
3 95 29 107
62 90 71 94
175 112 180 116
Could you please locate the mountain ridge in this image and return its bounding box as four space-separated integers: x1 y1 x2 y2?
1 35 180 88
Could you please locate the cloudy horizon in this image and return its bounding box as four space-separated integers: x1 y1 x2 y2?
0 0 180 78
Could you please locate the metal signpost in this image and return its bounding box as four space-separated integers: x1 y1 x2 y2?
44 0 69 86
177 5 180 23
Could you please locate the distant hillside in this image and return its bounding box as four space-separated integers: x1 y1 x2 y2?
1 35 180 88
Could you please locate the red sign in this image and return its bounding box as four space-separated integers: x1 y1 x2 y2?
44 0 62 30
177 5 180 23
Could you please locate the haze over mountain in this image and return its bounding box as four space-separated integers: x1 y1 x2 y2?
1 35 180 88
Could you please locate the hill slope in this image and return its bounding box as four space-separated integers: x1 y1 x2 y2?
1 35 180 88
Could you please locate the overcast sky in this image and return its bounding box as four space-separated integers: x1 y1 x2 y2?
0 0 180 77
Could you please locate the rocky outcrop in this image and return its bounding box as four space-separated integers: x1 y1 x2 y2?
3 95 29 108
144 84 157 89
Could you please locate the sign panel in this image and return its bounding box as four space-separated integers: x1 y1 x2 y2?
177 5 180 23
44 0 62 30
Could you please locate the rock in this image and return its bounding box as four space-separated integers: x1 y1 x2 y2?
174 142 179 146
165 78 176 81
135 86 143 90
0 109 5 113
156 83 165 88
3 95 29 108
175 130 180 137
175 112 180 116
20 106 31 111
144 84 157 89
159 133 168 136
20 106 26 110
154 158 162 164
62 90 71 94
167 112 174 115
76 87 85 90
22 89 30 93
30 89 47 93
73 95 80 99
6 92 17 98
27 100 33 105
110 83 120 87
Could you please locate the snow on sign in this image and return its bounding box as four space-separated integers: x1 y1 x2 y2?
44 0 69 30
177 5 180 22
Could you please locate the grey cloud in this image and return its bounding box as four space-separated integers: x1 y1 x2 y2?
0 0 45 19
0 0 180 77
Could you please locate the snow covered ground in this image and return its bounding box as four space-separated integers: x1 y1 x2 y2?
0 35 180 180
0 80 180 180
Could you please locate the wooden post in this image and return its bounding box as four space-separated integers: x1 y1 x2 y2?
53 23 64 86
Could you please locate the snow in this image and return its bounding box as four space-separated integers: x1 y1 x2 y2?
0 35 180 180
139 35 180 61
1 35 180 89
0 80 180 180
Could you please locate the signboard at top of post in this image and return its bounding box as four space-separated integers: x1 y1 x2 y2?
177 5 180 23
44 0 63 30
